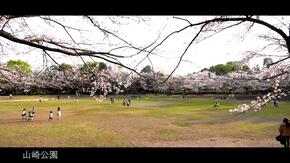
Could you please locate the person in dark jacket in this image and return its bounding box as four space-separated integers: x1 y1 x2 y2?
127 98 131 107
279 118 290 148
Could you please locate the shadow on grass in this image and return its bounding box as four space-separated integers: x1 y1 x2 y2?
0 118 54 124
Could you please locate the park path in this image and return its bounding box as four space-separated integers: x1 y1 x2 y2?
138 137 281 147
0 99 48 102
131 103 177 108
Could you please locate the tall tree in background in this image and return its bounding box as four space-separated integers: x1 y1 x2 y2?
5 59 32 74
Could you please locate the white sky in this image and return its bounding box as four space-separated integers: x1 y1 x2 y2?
0 16 289 75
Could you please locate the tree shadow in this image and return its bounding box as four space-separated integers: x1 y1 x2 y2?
0 118 48 124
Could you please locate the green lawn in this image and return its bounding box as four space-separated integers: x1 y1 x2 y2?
0 95 289 147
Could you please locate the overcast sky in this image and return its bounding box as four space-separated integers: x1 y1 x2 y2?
0 16 289 75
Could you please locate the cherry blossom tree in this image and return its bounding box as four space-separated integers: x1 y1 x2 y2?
1 15 290 112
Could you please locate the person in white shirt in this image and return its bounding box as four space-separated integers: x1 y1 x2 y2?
48 111 53 121
21 108 26 119
56 107 61 120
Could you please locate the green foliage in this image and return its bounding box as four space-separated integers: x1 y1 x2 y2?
225 62 234 72
209 61 251 75
79 61 107 72
209 64 230 75
141 65 152 73
58 63 72 71
5 59 32 74
242 65 250 71
98 62 108 70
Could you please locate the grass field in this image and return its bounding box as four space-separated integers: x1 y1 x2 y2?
0 95 289 147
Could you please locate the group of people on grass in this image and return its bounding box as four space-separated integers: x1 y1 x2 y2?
110 96 134 107
21 107 36 121
21 106 61 121
123 97 131 107
49 107 62 121
16 93 290 148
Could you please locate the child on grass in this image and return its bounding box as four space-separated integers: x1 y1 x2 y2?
48 111 53 121
56 107 61 120
21 108 26 119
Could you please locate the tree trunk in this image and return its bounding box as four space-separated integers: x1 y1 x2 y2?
245 87 249 95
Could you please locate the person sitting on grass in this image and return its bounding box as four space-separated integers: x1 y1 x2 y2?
48 111 53 121
21 108 26 120
214 102 220 108
32 107 36 116
27 111 34 121
56 107 61 120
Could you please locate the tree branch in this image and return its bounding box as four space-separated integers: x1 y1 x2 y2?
262 71 289 80
270 56 290 66
162 23 208 83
